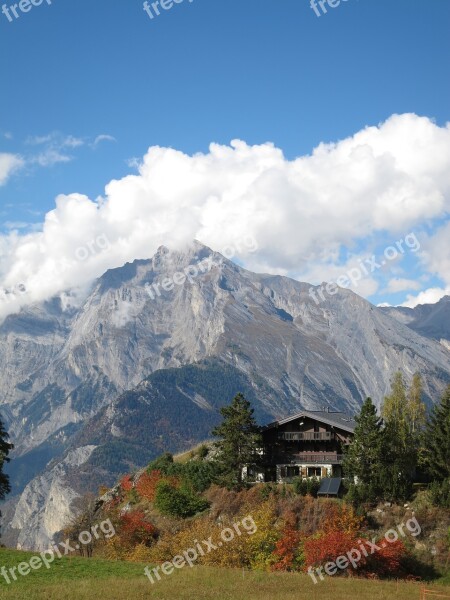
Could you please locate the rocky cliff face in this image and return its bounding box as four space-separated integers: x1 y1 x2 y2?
7 446 97 551
382 295 450 346
1 242 449 550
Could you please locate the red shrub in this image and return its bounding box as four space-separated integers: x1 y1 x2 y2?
119 510 158 546
303 530 364 571
136 470 162 501
135 470 181 501
361 539 407 578
272 526 302 571
120 474 133 492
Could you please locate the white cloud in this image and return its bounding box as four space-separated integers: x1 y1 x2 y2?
420 221 450 288
23 132 113 168
31 149 72 167
92 134 116 148
26 134 54 146
401 287 450 308
2 222 30 231
385 278 422 294
0 153 24 186
0 113 449 319
26 132 83 167
62 135 84 148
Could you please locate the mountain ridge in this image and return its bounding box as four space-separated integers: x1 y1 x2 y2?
1 241 449 549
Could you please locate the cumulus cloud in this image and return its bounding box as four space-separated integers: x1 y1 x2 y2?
0 113 449 319
0 153 24 186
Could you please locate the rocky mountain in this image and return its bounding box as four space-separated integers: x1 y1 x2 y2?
381 295 450 349
1 241 449 550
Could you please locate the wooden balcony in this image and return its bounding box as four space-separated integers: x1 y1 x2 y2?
293 453 343 464
278 431 333 441
269 453 343 465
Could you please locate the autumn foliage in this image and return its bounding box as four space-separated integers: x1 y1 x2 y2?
272 526 302 571
135 470 163 501
120 474 133 492
119 509 158 546
303 530 361 570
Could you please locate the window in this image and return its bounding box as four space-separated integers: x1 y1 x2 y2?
280 466 299 478
307 467 321 477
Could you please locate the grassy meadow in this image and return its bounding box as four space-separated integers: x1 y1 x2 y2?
1 548 449 600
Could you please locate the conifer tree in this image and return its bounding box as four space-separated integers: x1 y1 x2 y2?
343 398 384 502
212 393 261 488
423 384 450 481
0 416 13 539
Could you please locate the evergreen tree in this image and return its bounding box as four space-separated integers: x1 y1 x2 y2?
211 393 261 488
423 384 450 482
343 398 384 502
0 415 13 539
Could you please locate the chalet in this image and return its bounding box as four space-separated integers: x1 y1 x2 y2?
257 408 355 485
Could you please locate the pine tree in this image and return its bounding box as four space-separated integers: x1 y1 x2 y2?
0 415 13 539
343 398 384 502
211 393 261 488
423 384 450 482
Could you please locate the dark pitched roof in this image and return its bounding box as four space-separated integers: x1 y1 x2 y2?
263 409 356 433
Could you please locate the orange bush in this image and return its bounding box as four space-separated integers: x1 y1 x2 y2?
120 474 133 492
362 539 407 577
303 529 363 571
119 509 158 547
133 469 180 502
320 502 364 536
272 526 302 571
135 470 163 501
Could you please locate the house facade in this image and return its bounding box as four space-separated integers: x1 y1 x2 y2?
258 409 355 483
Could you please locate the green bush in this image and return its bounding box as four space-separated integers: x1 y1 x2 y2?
198 444 209 459
429 479 450 508
154 481 210 518
292 477 320 498
146 452 174 474
146 452 220 493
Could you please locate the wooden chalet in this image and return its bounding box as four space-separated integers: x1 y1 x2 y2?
258 408 356 484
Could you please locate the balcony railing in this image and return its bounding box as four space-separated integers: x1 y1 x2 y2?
278 431 333 441
269 453 343 465
294 453 343 464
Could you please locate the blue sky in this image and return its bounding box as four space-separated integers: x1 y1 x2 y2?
0 0 449 312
